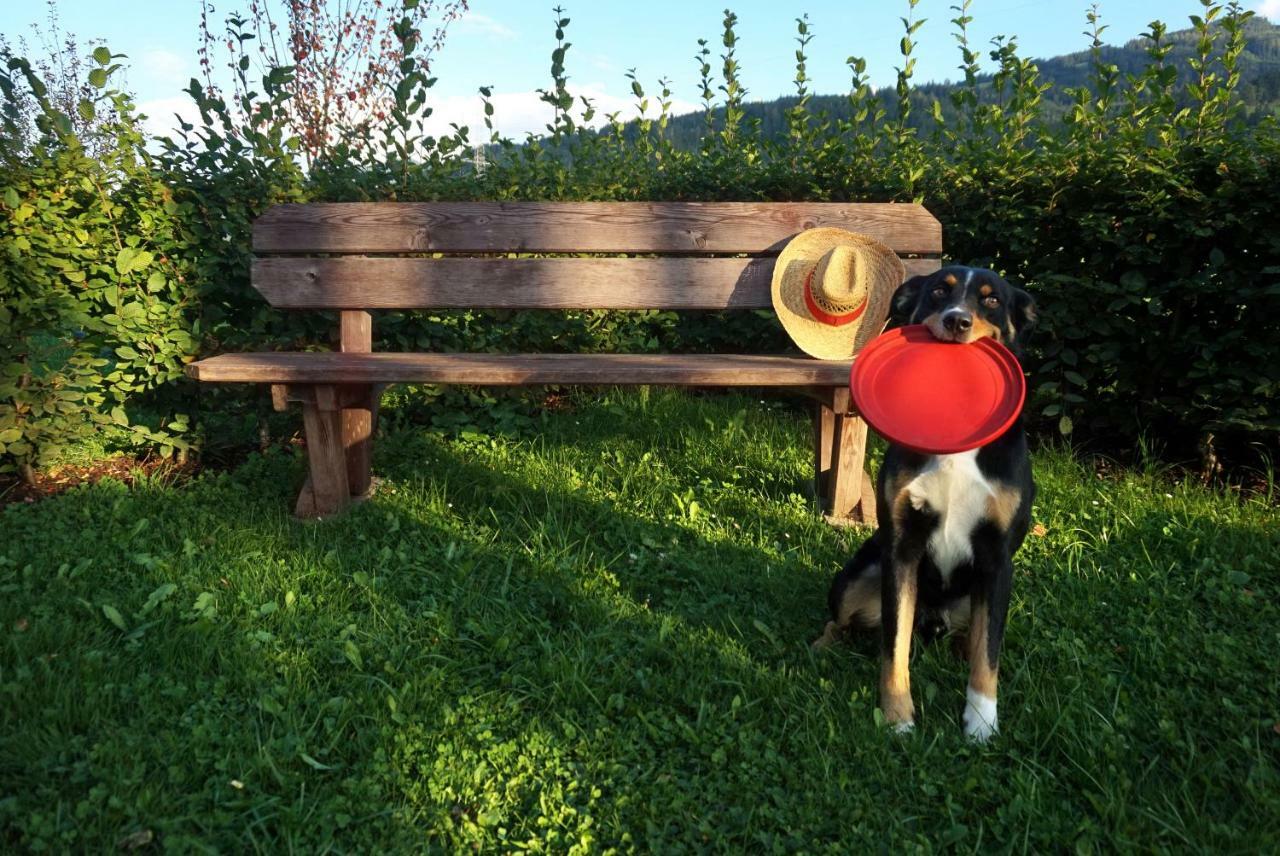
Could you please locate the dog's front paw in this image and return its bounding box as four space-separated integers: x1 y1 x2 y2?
881 691 916 735
963 687 998 743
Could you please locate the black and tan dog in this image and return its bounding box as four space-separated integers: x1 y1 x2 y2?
813 265 1037 742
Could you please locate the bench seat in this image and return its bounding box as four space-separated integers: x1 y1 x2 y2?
185 352 855 386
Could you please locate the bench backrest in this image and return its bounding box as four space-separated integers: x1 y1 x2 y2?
251 202 942 310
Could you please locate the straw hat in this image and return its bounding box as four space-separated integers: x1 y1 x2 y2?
771 228 905 360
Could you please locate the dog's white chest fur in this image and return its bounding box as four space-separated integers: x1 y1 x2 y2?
904 450 993 578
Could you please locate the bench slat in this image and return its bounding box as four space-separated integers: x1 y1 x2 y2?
253 202 943 255
185 353 856 386
252 256 940 309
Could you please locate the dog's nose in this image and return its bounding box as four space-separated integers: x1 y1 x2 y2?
942 311 973 334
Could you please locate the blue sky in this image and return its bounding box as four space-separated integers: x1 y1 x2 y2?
3 1 1276 139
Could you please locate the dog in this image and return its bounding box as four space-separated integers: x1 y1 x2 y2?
813 265 1037 742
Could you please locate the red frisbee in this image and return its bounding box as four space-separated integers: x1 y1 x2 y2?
850 325 1026 455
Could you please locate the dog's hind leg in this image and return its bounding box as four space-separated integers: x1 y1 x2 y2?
812 540 883 649
940 596 973 659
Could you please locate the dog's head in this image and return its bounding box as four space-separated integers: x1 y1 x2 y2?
891 266 1036 352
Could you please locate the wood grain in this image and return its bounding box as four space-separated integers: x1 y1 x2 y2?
821 387 873 523
813 401 835 500
271 384 373 409
859 470 879 527
271 384 289 412
830 412 871 521
340 311 374 497
185 352 857 386
299 388 350 518
251 256 940 309
253 202 943 255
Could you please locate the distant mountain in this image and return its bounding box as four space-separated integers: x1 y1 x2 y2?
632 18 1280 150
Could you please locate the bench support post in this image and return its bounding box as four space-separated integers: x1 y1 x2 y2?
340 311 375 498
813 387 877 526
813 398 834 495
295 384 351 519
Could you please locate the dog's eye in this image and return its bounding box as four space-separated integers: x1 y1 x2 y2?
983 296 1000 308
931 287 948 299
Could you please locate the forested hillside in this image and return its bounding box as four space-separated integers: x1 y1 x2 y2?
639 17 1280 149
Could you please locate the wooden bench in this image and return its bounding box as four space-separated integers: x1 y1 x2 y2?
185 202 942 521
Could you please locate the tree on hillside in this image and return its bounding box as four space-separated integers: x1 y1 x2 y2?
198 0 469 162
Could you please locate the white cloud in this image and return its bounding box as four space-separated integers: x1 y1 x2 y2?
586 53 616 74
138 48 189 82
133 82 700 150
137 95 200 141
455 13 517 40
419 83 700 141
1257 0 1280 21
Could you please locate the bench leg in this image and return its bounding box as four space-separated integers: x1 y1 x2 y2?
339 311 376 498
859 468 878 527
342 385 375 498
296 385 350 519
816 388 877 526
813 400 835 500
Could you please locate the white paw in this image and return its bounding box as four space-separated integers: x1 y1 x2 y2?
890 720 915 735
963 688 998 743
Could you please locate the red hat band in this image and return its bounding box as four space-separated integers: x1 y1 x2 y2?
803 267 868 327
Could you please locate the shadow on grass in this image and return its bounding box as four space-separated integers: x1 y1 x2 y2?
0 426 876 849
371 419 854 642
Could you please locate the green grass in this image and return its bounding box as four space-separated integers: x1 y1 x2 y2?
2 389 1278 852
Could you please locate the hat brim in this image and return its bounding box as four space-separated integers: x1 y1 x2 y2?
771 228 906 361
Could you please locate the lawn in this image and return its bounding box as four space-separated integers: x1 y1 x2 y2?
1 389 1277 852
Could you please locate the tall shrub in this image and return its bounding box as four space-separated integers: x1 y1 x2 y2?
0 49 196 481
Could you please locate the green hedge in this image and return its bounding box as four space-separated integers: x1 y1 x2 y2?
2 2 1278 478
0 52 197 481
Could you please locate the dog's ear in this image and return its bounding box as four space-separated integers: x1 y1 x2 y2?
1010 288 1037 344
890 275 929 324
